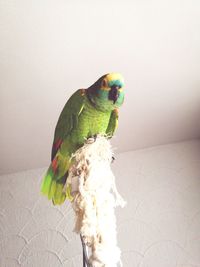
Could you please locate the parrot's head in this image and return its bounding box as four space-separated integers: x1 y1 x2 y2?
87 73 125 111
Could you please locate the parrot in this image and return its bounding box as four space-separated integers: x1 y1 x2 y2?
41 73 125 205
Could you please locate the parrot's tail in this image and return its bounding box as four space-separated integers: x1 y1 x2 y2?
41 167 69 205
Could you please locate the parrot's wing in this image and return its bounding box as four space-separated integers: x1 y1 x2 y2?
51 89 85 160
106 109 118 137
41 89 86 205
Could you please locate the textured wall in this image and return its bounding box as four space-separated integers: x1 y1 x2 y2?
0 140 200 266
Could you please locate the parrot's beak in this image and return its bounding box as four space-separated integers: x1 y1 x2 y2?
109 86 119 104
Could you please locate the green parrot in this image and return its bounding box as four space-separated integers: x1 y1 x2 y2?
41 73 125 205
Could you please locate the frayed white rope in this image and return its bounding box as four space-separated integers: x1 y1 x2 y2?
67 135 126 267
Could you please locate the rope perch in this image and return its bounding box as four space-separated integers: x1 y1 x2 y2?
67 135 126 267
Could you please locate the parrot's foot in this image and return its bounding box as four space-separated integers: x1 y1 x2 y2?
86 135 97 144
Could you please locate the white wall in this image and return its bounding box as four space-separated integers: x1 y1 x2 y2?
0 139 200 266
1 0 200 174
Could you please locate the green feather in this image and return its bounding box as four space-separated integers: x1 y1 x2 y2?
41 169 52 195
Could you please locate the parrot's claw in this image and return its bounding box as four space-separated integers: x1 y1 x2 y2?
93 134 97 142
112 156 115 163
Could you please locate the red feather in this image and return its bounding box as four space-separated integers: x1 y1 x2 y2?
52 157 58 173
54 138 62 150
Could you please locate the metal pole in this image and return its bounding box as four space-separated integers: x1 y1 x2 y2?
80 234 90 267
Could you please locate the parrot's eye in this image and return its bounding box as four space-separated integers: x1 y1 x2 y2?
102 79 107 87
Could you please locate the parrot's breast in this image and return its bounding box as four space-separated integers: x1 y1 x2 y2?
71 100 111 144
